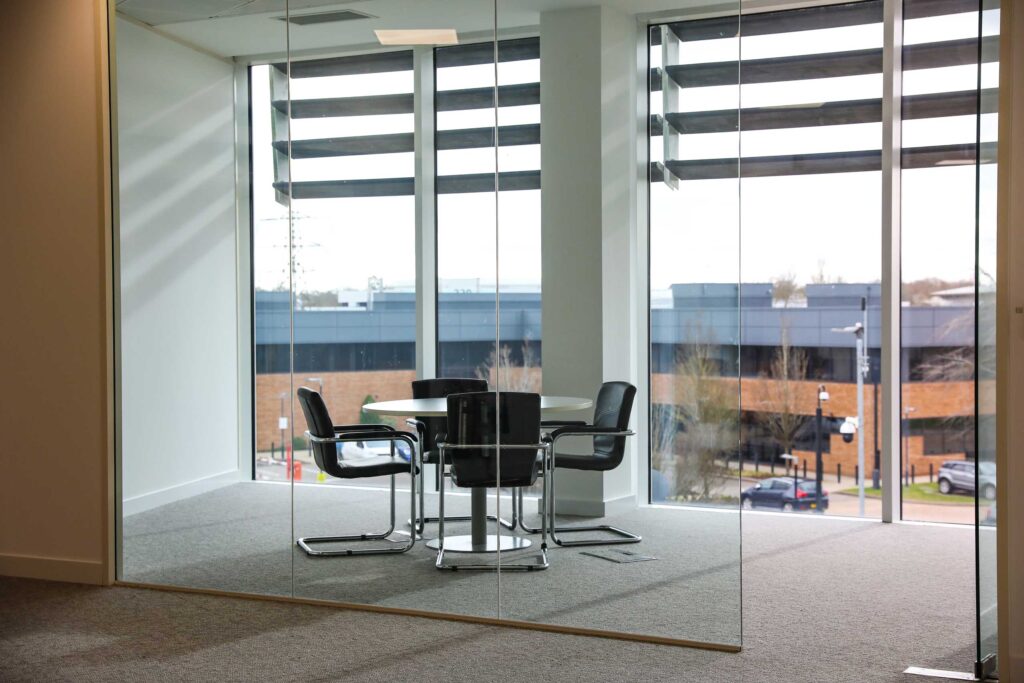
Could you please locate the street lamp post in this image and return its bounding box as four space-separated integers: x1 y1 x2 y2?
903 406 916 486
815 384 829 513
278 391 288 462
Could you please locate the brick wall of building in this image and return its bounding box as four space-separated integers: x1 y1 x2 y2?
256 370 985 470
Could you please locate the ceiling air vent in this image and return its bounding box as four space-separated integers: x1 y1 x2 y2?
279 9 376 25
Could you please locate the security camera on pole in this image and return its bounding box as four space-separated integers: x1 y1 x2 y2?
832 297 869 518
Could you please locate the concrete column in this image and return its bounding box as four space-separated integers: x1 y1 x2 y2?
540 6 639 516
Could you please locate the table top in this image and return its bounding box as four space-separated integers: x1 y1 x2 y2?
362 395 593 417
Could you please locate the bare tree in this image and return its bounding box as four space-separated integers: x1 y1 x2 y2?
757 326 810 458
667 341 738 501
810 259 845 285
475 339 541 393
771 273 802 308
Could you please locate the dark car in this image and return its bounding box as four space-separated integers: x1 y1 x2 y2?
741 477 830 512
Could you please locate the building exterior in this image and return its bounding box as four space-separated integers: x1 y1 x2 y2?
255 283 978 479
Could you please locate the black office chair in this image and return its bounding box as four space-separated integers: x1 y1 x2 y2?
435 391 549 571
406 378 517 534
517 381 639 547
296 386 418 557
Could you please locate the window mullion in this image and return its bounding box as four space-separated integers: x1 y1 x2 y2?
881 0 904 523
414 46 437 380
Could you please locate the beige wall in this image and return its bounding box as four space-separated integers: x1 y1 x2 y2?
998 1 1024 678
0 0 112 584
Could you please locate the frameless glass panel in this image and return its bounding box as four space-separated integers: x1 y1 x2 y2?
284 1 500 619
117 1 292 595
489 0 742 647
898 1 1000 674
728 1 884 521
900 0 998 529
976 0 999 674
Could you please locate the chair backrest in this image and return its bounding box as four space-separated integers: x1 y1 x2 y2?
296 386 337 475
592 381 637 466
445 391 541 488
411 378 488 452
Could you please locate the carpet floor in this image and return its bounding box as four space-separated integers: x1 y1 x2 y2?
0 481 979 682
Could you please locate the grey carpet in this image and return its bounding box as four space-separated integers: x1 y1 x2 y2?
0 482 978 682
122 481 742 645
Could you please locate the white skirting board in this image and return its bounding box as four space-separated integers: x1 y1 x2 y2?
122 469 245 516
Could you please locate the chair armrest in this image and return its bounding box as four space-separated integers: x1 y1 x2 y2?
405 418 426 431
309 430 418 446
540 420 588 427
544 426 635 442
334 424 395 434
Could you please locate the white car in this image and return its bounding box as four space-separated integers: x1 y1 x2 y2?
340 438 412 462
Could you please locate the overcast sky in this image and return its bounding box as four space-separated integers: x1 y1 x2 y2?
251 8 999 296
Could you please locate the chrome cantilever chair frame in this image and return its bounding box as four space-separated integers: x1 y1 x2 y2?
435 442 549 572
515 428 640 547
404 418 518 536
298 428 418 557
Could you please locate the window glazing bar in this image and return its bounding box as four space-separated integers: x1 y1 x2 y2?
881 0 903 523
414 46 437 381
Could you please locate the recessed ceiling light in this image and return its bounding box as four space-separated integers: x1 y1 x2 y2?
374 29 459 46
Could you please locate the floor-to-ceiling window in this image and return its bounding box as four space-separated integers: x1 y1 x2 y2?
899 1 999 528
252 52 418 485
649 2 883 514
649 0 996 525
435 38 542 388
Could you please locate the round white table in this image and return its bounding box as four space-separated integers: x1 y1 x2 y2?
362 395 592 553
361 395 592 418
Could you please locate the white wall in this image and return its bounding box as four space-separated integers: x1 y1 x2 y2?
540 6 639 516
117 18 243 514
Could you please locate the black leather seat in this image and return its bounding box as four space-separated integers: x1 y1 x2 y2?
411 378 488 466
295 387 418 557
408 378 521 534
519 381 640 547
435 391 549 571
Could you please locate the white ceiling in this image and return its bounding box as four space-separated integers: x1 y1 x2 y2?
117 0 731 59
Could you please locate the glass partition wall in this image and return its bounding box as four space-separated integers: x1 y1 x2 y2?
114 0 743 649
115 0 1001 662
116 0 745 651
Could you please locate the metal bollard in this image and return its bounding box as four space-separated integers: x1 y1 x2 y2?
929 463 933 483
803 461 807 479
837 463 842 484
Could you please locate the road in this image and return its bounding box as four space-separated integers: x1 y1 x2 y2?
257 452 981 525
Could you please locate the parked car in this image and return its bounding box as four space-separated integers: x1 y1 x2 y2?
340 439 413 462
741 477 829 512
937 460 996 500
